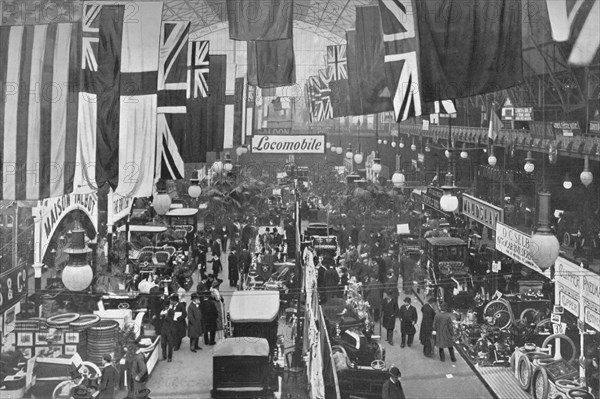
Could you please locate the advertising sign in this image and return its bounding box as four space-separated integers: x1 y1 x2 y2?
559 291 579 317
590 120 600 134
552 121 581 137
36 193 98 262
107 191 133 225
461 194 503 230
515 107 533 121
251 135 325 154
555 257 581 296
495 222 538 271
0 265 28 314
422 187 444 213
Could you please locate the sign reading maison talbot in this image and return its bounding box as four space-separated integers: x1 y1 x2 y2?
461 194 503 230
251 135 325 154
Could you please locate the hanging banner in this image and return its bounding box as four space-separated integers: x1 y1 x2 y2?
251 135 325 154
461 194 503 230
107 190 134 226
495 222 550 277
35 193 98 263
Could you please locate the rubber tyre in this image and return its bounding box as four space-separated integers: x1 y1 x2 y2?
47 313 80 327
567 389 595 398
69 314 101 329
541 334 577 362
563 233 571 247
531 367 549 399
520 308 538 325
517 354 533 391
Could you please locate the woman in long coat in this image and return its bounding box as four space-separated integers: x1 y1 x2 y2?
432 303 456 362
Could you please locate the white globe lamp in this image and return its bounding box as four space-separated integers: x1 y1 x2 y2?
391 171 406 188
188 179 202 199
354 152 364 164
529 191 560 270
488 155 497 167
580 155 593 187
336 146 343 155
62 229 93 291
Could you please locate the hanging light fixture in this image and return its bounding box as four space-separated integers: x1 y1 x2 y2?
371 152 382 175
153 179 172 216
383 139 388 145
391 140 397 148
62 229 93 291
326 142 332 149
345 144 354 160
212 158 224 174
425 140 431 152
399 137 405 149
391 154 405 188
242 145 249 154
529 191 560 270
188 178 202 199
235 146 245 157
378 138 383 145
444 150 451 159
524 151 535 173
563 174 572 190
580 155 593 187
488 152 497 167
336 145 343 155
440 172 459 213
330 144 337 153
460 143 468 159
223 153 233 172
410 138 416 152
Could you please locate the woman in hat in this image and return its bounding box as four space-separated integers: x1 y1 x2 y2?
382 366 405 399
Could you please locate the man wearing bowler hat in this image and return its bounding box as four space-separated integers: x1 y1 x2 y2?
382 366 406 399
160 294 180 362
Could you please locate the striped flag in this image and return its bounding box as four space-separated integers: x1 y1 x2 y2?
327 45 348 80
546 0 599 65
74 2 164 198
0 23 80 200
488 107 503 144
244 84 256 140
156 21 189 177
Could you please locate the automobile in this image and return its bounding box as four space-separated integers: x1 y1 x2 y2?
331 329 385 368
212 338 279 399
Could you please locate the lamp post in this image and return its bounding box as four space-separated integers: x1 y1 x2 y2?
440 115 459 213
62 228 93 291
153 179 172 216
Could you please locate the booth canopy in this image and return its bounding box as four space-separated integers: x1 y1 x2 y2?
229 290 280 323
165 208 198 217
116 225 168 233
214 338 270 357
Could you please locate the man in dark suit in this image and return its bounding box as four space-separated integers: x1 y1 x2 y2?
382 366 406 399
200 294 219 345
323 264 340 300
398 297 418 348
382 292 399 345
187 293 204 352
420 297 436 358
97 354 119 399
160 294 179 362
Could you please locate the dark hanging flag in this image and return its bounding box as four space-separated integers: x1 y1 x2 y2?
330 79 351 118
226 0 293 41
416 0 523 102
186 54 226 162
232 77 245 147
183 40 210 162
355 5 393 115
247 39 296 88
345 30 363 116
327 44 347 80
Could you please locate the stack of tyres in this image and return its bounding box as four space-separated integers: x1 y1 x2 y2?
69 314 101 361
87 320 119 366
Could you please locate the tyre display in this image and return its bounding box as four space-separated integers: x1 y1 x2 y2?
541 334 577 363
517 355 533 391
531 367 549 399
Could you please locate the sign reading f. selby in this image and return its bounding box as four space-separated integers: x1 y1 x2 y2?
251 135 325 154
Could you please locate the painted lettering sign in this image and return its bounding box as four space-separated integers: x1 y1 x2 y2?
495 222 549 275
37 193 98 262
461 194 503 230
251 135 325 154
559 291 579 317
0 265 28 314
555 257 581 294
422 187 444 213
108 191 133 225
584 307 600 332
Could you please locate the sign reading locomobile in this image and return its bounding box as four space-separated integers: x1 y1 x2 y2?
251 135 325 154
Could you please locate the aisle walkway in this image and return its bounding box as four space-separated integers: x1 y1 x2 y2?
140 252 236 398
375 294 494 399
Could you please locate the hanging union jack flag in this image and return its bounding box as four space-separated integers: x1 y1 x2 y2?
327 44 347 80
187 40 209 99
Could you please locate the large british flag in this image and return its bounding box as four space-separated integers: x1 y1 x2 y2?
308 76 323 122
156 21 189 178
546 0 599 65
187 40 209 99
378 0 422 122
327 45 348 81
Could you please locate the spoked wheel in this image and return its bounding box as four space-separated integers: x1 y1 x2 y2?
484 300 513 328
519 308 539 325
532 367 550 399
491 310 512 330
